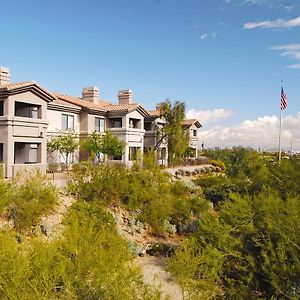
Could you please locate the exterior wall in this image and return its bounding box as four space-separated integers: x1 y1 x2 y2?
47 108 81 164
144 116 168 165
188 124 199 158
107 110 145 166
0 92 48 177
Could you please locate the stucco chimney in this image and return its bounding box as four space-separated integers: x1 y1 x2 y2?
0 67 11 85
82 86 99 103
118 89 133 105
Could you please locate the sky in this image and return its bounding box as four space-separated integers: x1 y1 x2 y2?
1 0 299 151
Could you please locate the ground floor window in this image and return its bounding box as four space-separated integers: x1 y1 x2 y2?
157 148 167 160
0 143 3 163
14 142 41 164
129 147 141 161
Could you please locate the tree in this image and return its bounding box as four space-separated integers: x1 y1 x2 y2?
83 131 125 162
155 100 189 165
47 130 79 166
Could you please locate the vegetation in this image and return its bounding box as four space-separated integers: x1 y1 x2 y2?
0 172 58 232
156 100 189 165
83 131 125 161
169 148 300 299
0 201 159 299
1 147 299 299
69 162 208 234
47 130 79 165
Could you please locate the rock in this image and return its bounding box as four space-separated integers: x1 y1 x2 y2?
146 243 176 257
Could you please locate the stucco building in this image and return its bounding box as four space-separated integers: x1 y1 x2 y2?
0 67 201 177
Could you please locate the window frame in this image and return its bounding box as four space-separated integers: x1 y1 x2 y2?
95 117 105 133
62 114 75 131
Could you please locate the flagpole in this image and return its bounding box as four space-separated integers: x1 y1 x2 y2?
278 107 282 162
278 81 283 162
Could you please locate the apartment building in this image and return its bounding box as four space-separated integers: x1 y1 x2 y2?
0 67 201 177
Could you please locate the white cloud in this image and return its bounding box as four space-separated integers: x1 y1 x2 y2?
244 16 300 29
226 0 287 9
186 108 234 123
271 43 300 68
200 33 208 40
199 113 300 151
288 63 300 69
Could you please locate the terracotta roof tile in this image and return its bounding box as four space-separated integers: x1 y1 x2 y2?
148 110 160 117
183 119 202 128
50 98 81 109
104 103 140 112
0 81 35 90
0 81 57 101
54 93 107 112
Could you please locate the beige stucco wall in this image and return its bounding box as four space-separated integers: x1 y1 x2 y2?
0 91 49 177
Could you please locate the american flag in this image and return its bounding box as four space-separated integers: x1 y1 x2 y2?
281 86 287 110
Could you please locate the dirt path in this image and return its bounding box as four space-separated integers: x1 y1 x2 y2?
136 256 183 300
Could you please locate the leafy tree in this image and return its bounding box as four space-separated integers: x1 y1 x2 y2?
101 132 125 160
83 131 125 161
47 130 79 166
156 100 189 165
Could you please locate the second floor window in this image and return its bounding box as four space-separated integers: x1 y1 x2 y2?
109 118 122 128
62 114 74 130
95 117 105 132
15 101 41 118
193 130 197 137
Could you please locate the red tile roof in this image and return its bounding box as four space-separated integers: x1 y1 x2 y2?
183 119 202 128
0 81 57 101
54 93 107 112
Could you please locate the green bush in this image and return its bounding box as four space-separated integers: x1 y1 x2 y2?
7 173 58 232
0 201 160 299
169 191 300 299
69 162 208 234
0 180 14 214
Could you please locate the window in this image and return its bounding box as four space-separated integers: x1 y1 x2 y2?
29 144 38 163
0 101 3 116
95 117 105 132
193 130 197 137
144 122 152 131
15 101 41 118
129 147 140 161
129 118 141 129
62 114 74 130
109 118 122 128
0 144 3 162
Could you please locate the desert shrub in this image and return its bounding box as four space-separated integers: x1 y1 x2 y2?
70 162 208 234
7 172 58 232
0 201 160 299
169 191 300 299
0 180 14 214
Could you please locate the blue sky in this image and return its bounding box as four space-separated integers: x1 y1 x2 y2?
1 0 300 150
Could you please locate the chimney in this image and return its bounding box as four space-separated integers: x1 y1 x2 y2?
0 67 11 85
82 86 99 103
118 89 133 105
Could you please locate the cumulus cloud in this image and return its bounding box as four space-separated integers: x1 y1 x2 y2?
199 113 300 151
244 16 300 29
271 43 300 68
186 108 234 123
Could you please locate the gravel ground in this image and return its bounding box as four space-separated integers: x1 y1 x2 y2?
136 256 183 300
